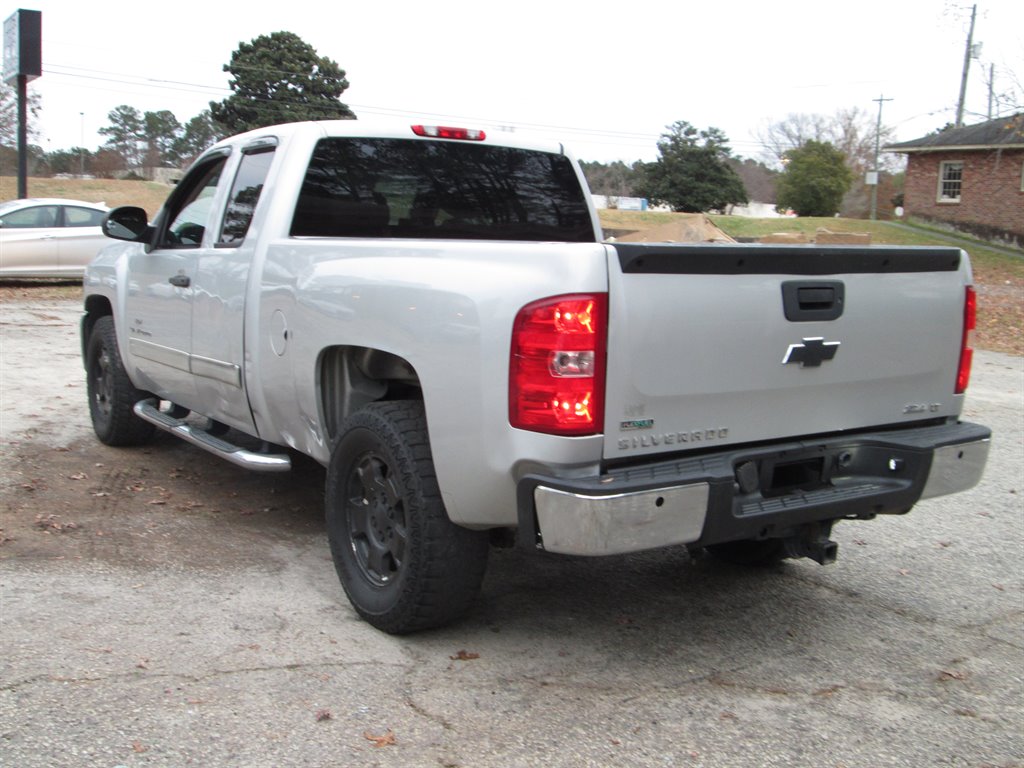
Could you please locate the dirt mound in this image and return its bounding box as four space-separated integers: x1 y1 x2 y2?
610 213 735 243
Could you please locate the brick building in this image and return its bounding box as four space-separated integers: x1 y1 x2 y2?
884 114 1023 247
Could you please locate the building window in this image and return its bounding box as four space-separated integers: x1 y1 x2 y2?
938 161 963 202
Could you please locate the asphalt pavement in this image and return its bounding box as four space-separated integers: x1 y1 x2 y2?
1 298 1021 768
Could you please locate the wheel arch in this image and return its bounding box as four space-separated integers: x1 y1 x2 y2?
81 294 114 368
318 345 423 447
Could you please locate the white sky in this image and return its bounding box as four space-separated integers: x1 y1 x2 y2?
10 0 1024 164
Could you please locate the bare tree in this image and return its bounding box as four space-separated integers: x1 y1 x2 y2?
755 112 831 166
0 82 41 147
755 108 900 173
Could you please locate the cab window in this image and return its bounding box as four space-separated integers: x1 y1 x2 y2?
218 148 275 246
159 156 227 248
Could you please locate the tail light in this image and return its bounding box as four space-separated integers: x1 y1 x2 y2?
955 286 976 394
510 294 607 436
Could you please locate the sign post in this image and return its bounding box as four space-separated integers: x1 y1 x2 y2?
3 9 42 199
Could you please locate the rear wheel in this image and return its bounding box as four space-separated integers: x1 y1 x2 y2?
85 316 155 446
325 401 489 634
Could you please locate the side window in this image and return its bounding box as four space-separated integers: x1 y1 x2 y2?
1 205 58 228
159 156 227 248
64 206 105 227
218 147 275 246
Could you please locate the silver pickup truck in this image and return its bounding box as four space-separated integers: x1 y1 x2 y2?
81 120 990 634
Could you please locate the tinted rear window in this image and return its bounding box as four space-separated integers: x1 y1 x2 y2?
291 138 595 242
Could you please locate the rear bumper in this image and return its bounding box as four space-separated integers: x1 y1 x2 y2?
516 421 991 556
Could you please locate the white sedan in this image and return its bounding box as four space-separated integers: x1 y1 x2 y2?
0 198 109 278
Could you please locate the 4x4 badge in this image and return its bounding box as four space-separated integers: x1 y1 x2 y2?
783 337 840 367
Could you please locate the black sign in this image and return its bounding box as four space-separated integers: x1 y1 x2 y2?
3 10 42 85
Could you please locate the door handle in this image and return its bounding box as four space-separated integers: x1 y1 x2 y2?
168 274 191 288
782 280 844 321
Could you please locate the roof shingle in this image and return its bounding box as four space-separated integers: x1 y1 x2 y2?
885 113 1024 152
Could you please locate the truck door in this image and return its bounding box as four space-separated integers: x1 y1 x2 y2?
189 139 277 434
123 152 229 405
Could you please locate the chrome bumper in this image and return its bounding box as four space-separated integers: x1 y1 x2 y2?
534 483 709 556
522 421 991 557
920 438 990 500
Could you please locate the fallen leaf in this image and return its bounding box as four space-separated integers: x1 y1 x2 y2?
147 499 167 506
69 472 88 480
450 650 480 661
938 670 968 682
315 709 332 722
132 742 148 753
897 568 911 576
363 729 396 747
34 515 78 533
813 684 843 697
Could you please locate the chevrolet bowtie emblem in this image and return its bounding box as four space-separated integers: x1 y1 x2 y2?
783 337 840 367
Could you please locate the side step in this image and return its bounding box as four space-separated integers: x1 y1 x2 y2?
133 400 291 473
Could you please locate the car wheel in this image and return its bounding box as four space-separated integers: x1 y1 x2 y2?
86 316 155 446
325 401 489 634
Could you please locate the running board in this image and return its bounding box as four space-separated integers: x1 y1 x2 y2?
133 400 291 472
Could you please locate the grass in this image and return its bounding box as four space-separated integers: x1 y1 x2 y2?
0 176 173 219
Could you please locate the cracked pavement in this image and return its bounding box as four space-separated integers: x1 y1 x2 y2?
1 296 1022 767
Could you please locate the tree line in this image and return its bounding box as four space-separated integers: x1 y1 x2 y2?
0 31 353 179
2 28 902 217
582 107 905 218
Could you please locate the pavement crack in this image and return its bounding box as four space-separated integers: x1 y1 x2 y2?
0 660 414 693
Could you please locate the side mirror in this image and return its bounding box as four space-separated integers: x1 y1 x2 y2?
103 206 152 242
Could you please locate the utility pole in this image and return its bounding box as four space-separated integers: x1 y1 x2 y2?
986 63 994 119
79 112 85 176
955 3 977 128
870 94 893 221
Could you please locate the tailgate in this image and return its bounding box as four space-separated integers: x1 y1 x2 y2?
603 244 970 461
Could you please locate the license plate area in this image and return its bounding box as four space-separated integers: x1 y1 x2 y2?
762 456 827 497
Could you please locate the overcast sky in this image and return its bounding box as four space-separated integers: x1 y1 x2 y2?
10 0 1024 164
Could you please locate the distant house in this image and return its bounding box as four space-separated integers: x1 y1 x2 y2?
884 113 1023 247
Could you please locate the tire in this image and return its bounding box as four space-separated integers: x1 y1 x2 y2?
705 538 787 566
325 401 489 634
85 316 156 446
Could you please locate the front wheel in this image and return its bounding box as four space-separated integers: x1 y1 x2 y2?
325 402 489 634
85 316 155 446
